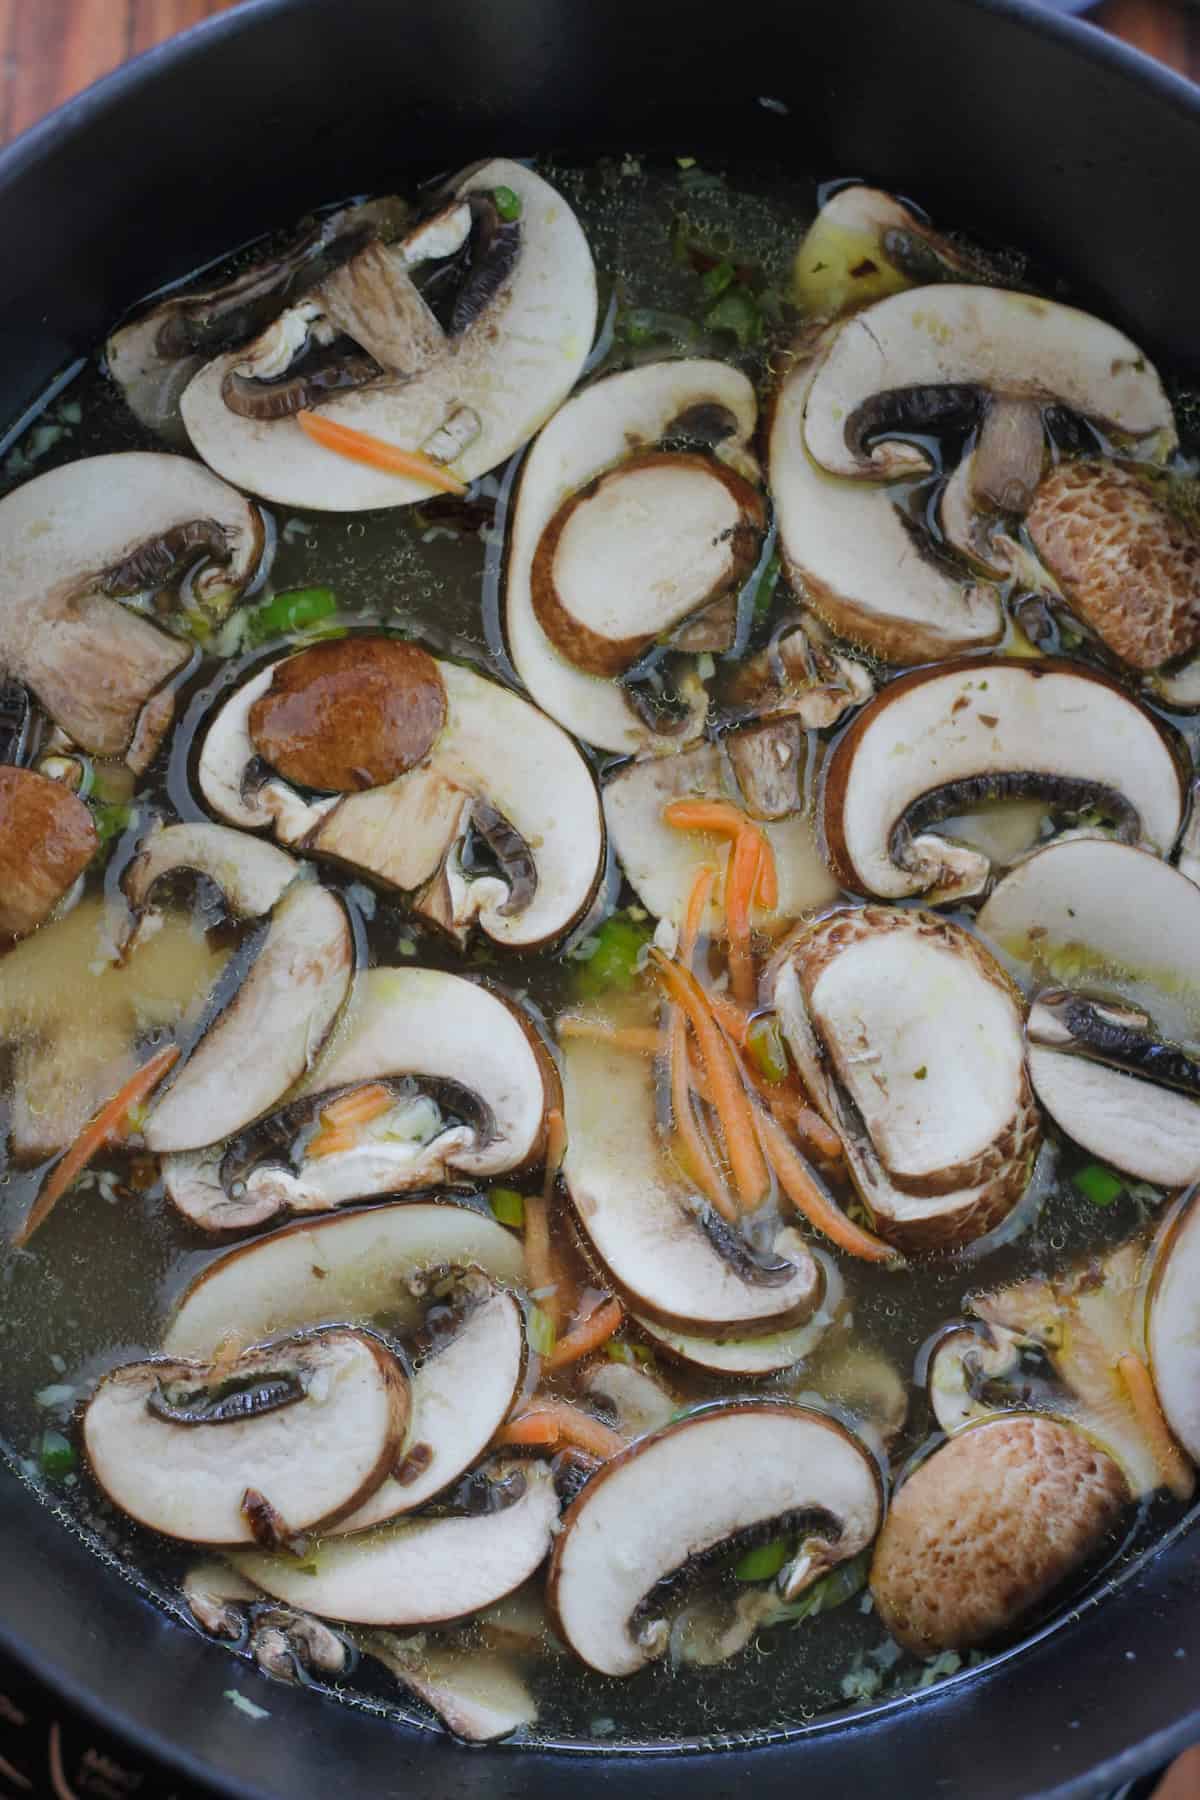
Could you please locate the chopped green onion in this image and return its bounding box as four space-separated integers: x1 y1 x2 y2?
493 186 523 222
733 1537 790 1582
704 287 762 346
617 308 707 353
1072 1161 1124 1207
784 1551 871 1620
604 1338 654 1366
246 586 337 644
489 1187 526 1228
701 260 735 300
746 1015 788 1085
527 1304 557 1357
571 912 653 999
91 800 133 845
38 1428 76 1480
750 550 781 621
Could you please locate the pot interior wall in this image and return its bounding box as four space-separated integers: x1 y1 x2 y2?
1 1 1199 1795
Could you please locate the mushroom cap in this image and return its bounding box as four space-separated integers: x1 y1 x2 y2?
1149 1194 1200 1462
790 184 979 318
249 638 447 791
546 1403 882 1677
83 1328 409 1546
366 1634 538 1743
507 358 760 754
770 350 1003 663
804 286 1175 479
870 1415 1128 1654
822 657 1188 903
180 161 596 510
1026 460 1200 671
0 766 97 940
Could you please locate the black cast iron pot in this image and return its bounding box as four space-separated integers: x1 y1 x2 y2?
1 1 1198 1793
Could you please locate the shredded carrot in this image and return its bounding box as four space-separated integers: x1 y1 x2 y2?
769 1094 845 1163
665 871 739 1220
708 991 752 1048
495 1397 625 1460
662 798 750 839
756 1108 897 1264
17 1045 181 1247
651 950 769 1209
724 824 763 1007
753 831 779 911
296 410 468 495
523 1109 569 1329
304 1083 394 1157
1117 1352 1195 1502
545 1297 625 1369
556 1019 663 1054
681 863 716 964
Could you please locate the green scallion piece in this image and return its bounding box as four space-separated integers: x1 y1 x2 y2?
750 551 781 620
733 1537 790 1582
572 913 652 999
527 1305 557 1358
91 801 133 845
704 287 762 346
489 1187 526 1228
1072 1162 1124 1207
701 260 735 300
747 1015 788 1085
247 586 337 644
493 186 523 222
38 1428 76 1480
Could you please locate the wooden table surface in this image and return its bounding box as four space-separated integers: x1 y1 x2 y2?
0 0 1197 143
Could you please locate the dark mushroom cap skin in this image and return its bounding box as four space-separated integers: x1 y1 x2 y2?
870 1415 1129 1654
248 637 447 792
0 766 97 941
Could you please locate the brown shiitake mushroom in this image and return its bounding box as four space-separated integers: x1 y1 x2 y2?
0 766 97 940
870 1415 1128 1654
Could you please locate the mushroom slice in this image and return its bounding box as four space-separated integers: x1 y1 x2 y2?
0 767 97 940
1024 460 1200 672
0 453 263 764
198 646 603 952
530 450 766 677
870 1415 1128 1654
507 360 760 754
229 1460 558 1626
182 1560 260 1640
822 657 1187 903
561 1037 822 1336
770 350 1003 663
603 741 836 934
334 1287 526 1531
163 967 551 1228
107 196 409 441
790 184 982 318
365 1633 537 1743
1026 991 1200 1187
578 1359 679 1438
83 1328 409 1546
546 1404 881 1677
977 837 1200 1013
773 908 1040 1252
164 1199 527 1359
1148 1195 1200 1462
728 615 875 733
143 882 352 1154
123 821 298 922
632 1248 845 1378
181 161 596 510
804 286 1175 480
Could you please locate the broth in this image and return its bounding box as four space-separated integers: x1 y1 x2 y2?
0 152 1197 1748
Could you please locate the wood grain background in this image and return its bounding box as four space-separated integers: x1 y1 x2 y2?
0 0 1196 144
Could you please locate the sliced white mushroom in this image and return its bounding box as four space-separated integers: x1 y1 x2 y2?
790 184 981 318
182 1560 260 1640
0 453 262 764
770 350 1003 662
603 741 836 933
561 1036 821 1334
164 1199 526 1359
365 1632 538 1742
1027 991 1200 1187
1148 1195 1200 1462
181 161 596 510
83 1329 408 1546
507 359 760 753
230 1459 558 1625
578 1359 678 1437
123 821 298 921
198 644 603 951
804 286 1175 480
546 1404 881 1676
772 907 1040 1252
143 882 352 1154
822 658 1187 903
633 1248 845 1377
164 967 550 1228
334 1287 526 1530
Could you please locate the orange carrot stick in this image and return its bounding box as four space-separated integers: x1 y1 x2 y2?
524 1108 569 1329
724 823 762 1007
318 1083 393 1129
768 1094 845 1163
17 1045 181 1247
1117 1352 1195 1502
296 410 468 495
662 798 749 838
495 1398 625 1460
756 1108 897 1264
753 831 779 910
666 871 739 1220
651 950 769 1209
545 1297 625 1369
708 991 752 1048
556 1019 663 1054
